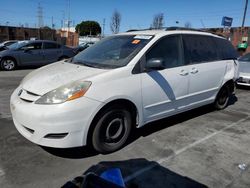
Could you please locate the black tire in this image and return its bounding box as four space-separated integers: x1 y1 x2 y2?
214 85 230 110
92 107 132 154
1 58 17 71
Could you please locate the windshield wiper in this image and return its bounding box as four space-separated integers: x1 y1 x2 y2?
73 61 101 68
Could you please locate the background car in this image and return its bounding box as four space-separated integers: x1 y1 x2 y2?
0 40 77 71
236 52 250 86
0 40 18 52
75 41 95 53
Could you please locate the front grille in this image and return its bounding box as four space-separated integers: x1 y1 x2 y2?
26 90 40 96
19 89 41 102
20 98 33 103
44 133 68 139
23 126 35 134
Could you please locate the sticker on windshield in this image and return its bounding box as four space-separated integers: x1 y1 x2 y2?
132 40 141 44
134 35 153 40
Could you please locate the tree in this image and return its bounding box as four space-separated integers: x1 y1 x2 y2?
151 13 164 29
41 26 52 30
75 21 101 36
184 22 192 28
110 10 121 34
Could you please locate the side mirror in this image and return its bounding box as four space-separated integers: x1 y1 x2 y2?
146 58 165 71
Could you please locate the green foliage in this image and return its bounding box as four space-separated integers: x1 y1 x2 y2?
75 21 101 36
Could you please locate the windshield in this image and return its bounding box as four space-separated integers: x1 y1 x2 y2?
239 53 250 62
71 35 153 69
8 41 29 50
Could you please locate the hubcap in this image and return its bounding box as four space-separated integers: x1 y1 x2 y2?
3 60 15 70
105 118 124 142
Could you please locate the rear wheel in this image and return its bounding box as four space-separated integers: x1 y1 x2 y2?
92 107 132 154
214 85 230 110
1 58 17 71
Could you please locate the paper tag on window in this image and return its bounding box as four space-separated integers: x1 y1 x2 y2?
132 40 141 44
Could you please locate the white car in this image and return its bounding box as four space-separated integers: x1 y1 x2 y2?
10 29 239 153
236 53 250 86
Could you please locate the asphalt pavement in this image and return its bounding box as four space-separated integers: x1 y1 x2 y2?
0 69 250 188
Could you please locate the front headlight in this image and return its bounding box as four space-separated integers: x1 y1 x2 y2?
35 81 91 104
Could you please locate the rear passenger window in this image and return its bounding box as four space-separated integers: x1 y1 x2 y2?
214 38 239 60
146 35 184 69
43 42 59 49
183 35 218 64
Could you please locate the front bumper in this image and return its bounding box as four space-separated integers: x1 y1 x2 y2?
10 87 102 148
236 74 250 86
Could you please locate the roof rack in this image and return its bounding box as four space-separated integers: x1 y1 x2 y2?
165 27 206 32
126 29 151 32
126 27 206 33
126 27 228 37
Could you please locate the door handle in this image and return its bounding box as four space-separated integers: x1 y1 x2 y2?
180 70 189 76
190 68 199 74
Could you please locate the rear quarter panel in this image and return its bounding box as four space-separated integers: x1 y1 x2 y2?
223 60 237 84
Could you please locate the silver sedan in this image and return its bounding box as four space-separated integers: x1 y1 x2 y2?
237 53 250 86
0 40 77 71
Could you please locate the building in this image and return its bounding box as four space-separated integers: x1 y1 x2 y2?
206 27 250 55
0 25 79 47
0 26 56 42
57 29 79 47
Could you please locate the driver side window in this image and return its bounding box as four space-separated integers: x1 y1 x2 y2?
146 35 184 69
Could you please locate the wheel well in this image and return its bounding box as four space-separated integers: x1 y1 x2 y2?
1 56 17 63
223 79 235 93
87 99 138 146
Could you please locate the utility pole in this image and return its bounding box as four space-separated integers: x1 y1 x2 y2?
67 0 71 32
242 0 248 28
102 18 106 37
51 16 54 29
240 0 249 46
61 10 65 29
37 3 44 28
200 19 206 29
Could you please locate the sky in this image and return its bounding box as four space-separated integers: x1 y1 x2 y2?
0 0 249 34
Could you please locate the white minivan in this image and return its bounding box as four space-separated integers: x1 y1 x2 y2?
10 28 239 153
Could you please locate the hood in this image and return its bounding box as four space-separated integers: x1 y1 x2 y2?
239 61 250 74
21 62 109 95
0 49 14 56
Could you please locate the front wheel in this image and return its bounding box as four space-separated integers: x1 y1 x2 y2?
214 85 230 110
92 107 132 154
1 58 17 71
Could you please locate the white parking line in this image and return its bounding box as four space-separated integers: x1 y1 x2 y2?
124 115 250 182
0 168 5 177
227 109 250 116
